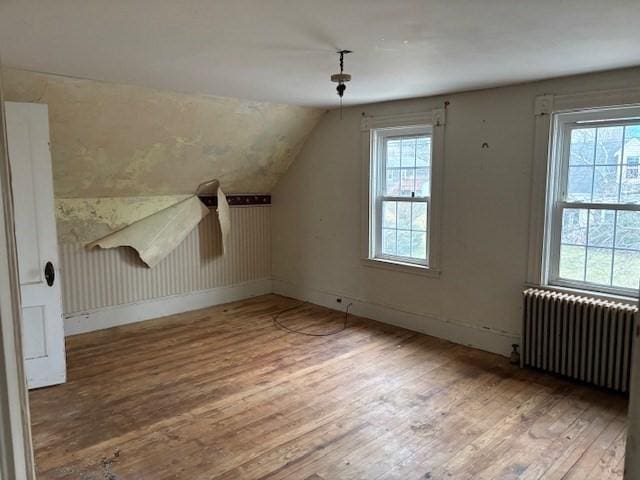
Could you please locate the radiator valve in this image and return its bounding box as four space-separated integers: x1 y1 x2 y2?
510 344 520 366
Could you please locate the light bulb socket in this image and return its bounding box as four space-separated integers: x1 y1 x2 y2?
331 73 351 83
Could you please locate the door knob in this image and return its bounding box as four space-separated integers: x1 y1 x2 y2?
44 261 55 287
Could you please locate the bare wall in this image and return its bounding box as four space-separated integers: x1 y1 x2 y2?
272 67 640 356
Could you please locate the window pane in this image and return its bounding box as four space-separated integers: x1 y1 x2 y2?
620 126 640 203
566 166 593 202
587 209 615 248
382 228 396 255
386 139 400 168
585 247 612 285
621 165 640 203
385 169 400 196
561 209 587 245
592 166 619 203
411 203 427 231
613 250 640 289
625 125 640 141
559 244 586 281
397 202 411 229
414 168 430 197
411 231 427 259
416 137 431 166
382 201 396 229
397 230 411 257
399 169 415 196
615 211 640 250
401 138 416 168
570 128 595 166
595 126 623 165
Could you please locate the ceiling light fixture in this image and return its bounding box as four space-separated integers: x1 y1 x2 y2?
331 49 352 119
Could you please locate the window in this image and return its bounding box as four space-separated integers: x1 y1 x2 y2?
371 125 432 266
545 107 640 296
362 111 444 275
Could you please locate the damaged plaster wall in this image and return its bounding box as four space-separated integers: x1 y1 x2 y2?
55 196 189 244
2 68 320 316
2 68 324 198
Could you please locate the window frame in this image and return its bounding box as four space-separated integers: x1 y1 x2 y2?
544 106 640 297
361 111 445 276
372 125 432 266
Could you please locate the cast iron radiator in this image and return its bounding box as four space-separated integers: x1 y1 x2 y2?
522 288 637 393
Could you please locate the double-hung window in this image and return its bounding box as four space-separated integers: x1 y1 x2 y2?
363 111 444 274
371 125 432 266
375 126 431 265
545 106 640 296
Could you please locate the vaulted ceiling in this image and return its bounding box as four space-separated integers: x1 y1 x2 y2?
1 0 640 107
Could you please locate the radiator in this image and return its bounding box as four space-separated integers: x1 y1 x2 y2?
522 288 637 393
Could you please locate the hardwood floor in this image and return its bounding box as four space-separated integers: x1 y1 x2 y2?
29 294 628 479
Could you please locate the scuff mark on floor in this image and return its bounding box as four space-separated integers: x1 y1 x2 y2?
99 448 120 480
50 449 122 480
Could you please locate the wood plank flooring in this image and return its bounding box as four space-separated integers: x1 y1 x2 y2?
29 294 628 479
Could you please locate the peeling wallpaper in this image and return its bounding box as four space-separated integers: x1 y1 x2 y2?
55 196 189 243
2 68 324 197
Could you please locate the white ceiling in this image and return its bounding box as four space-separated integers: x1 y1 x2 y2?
1 0 639 107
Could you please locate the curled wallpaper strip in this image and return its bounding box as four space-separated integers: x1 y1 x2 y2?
196 180 230 255
87 180 229 268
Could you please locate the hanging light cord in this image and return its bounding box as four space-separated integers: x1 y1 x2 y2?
332 49 351 120
272 302 352 336
339 52 343 118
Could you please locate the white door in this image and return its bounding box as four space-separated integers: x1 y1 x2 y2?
5 101 66 389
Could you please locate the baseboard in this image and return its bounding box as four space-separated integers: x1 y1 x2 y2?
272 279 519 357
65 276 520 356
64 278 272 336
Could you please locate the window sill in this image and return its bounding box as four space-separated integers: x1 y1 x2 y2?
362 257 441 278
527 282 638 306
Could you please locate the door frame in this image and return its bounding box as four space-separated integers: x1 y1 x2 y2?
0 70 36 480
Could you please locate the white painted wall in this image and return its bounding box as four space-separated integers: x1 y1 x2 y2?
272 67 640 357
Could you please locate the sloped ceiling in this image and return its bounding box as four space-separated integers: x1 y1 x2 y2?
2 68 324 197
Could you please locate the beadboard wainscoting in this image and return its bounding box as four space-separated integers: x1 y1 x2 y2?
60 206 271 334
